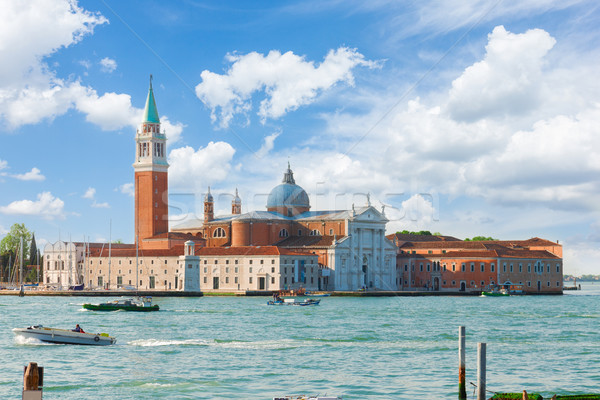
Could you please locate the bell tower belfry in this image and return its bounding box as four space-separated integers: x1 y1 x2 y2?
134 75 169 244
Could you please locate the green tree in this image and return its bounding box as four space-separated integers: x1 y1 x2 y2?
29 233 38 265
465 236 497 241
0 223 33 259
396 230 433 235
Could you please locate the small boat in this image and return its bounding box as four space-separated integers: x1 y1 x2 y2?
306 292 331 297
69 283 84 291
267 298 321 306
274 396 341 400
481 287 510 297
83 296 159 312
13 325 116 345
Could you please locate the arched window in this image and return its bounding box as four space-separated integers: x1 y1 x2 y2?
279 229 289 238
213 227 226 238
309 229 321 236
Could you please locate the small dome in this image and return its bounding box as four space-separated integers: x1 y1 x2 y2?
266 164 310 210
267 184 310 209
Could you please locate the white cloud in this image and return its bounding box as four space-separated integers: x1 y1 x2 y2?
119 183 134 197
0 159 7 170
91 201 109 208
0 192 65 220
99 57 117 73
0 1 185 140
447 26 556 122
195 47 378 128
255 131 280 159
79 59 91 69
168 142 236 191
12 167 45 181
82 187 96 199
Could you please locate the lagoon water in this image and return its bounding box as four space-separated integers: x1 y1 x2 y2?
1 284 599 399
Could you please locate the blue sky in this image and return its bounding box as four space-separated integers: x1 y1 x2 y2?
1 0 599 274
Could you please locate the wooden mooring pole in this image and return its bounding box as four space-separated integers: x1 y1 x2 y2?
23 362 43 400
458 326 466 400
477 342 486 400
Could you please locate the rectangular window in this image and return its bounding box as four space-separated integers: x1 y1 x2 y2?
225 277 229 283
481 263 485 272
470 263 474 272
284 277 287 284
225 267 229 273
271 277 275 284
510 264 513 272
519 264 522 273
527 281 531 287
260 260 264 264
547 264 550 273
204 267 207 273
249 267 253 273
404 264 408 271
249 260 253 264
234 277 238 284
528 264 531 272
420 264 423 272
491 264 495 272
426 264 430 272
226 260 229 264
235 260 238 264
461 263 465 272
556 264 560 273
249 277 253 284
503 263 507 272
204 277 207 283
188 264 192 269
271 267 275 273
556 281 560 287
292 277 295 284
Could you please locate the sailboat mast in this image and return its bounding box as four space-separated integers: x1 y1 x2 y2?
108 220 112 290
19 236 23 286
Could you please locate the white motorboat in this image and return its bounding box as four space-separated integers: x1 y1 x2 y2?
13 325 116 346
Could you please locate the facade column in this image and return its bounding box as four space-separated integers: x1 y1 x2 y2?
357 227 363 290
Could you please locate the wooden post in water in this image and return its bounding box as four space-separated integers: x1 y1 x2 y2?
477 342 486 400
23 362 43 399
458 326 466 400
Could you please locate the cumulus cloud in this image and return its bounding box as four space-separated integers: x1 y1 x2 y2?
168 142 236 191
0 0 185 140
119 183 134 197
12 167 45 181
447 26 556 122
0 159 7 171
0 192 65 219
99 57 117 73
83 187 96 199
195 47 378 128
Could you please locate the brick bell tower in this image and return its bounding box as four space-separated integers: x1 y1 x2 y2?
134 75 169 245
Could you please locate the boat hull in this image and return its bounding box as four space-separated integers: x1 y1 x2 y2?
82 303 159 312
267 299 320 306
13 326 116 346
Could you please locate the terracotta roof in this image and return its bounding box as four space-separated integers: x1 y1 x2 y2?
141 232 205 242
275 235 342 248
386 233 461 242
196 246 316 257
88 245 184 258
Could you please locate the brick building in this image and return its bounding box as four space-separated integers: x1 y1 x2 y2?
387 234 563 293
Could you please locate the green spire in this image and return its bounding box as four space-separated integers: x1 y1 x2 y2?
143 74 160 124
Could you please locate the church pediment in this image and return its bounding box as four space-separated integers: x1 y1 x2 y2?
352 206 388 223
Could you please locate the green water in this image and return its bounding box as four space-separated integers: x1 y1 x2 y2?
1 284 598 399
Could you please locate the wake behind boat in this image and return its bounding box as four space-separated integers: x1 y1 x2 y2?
13 325 116 345
83 296 159 312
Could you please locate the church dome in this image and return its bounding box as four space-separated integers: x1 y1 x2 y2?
266 164 310 211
